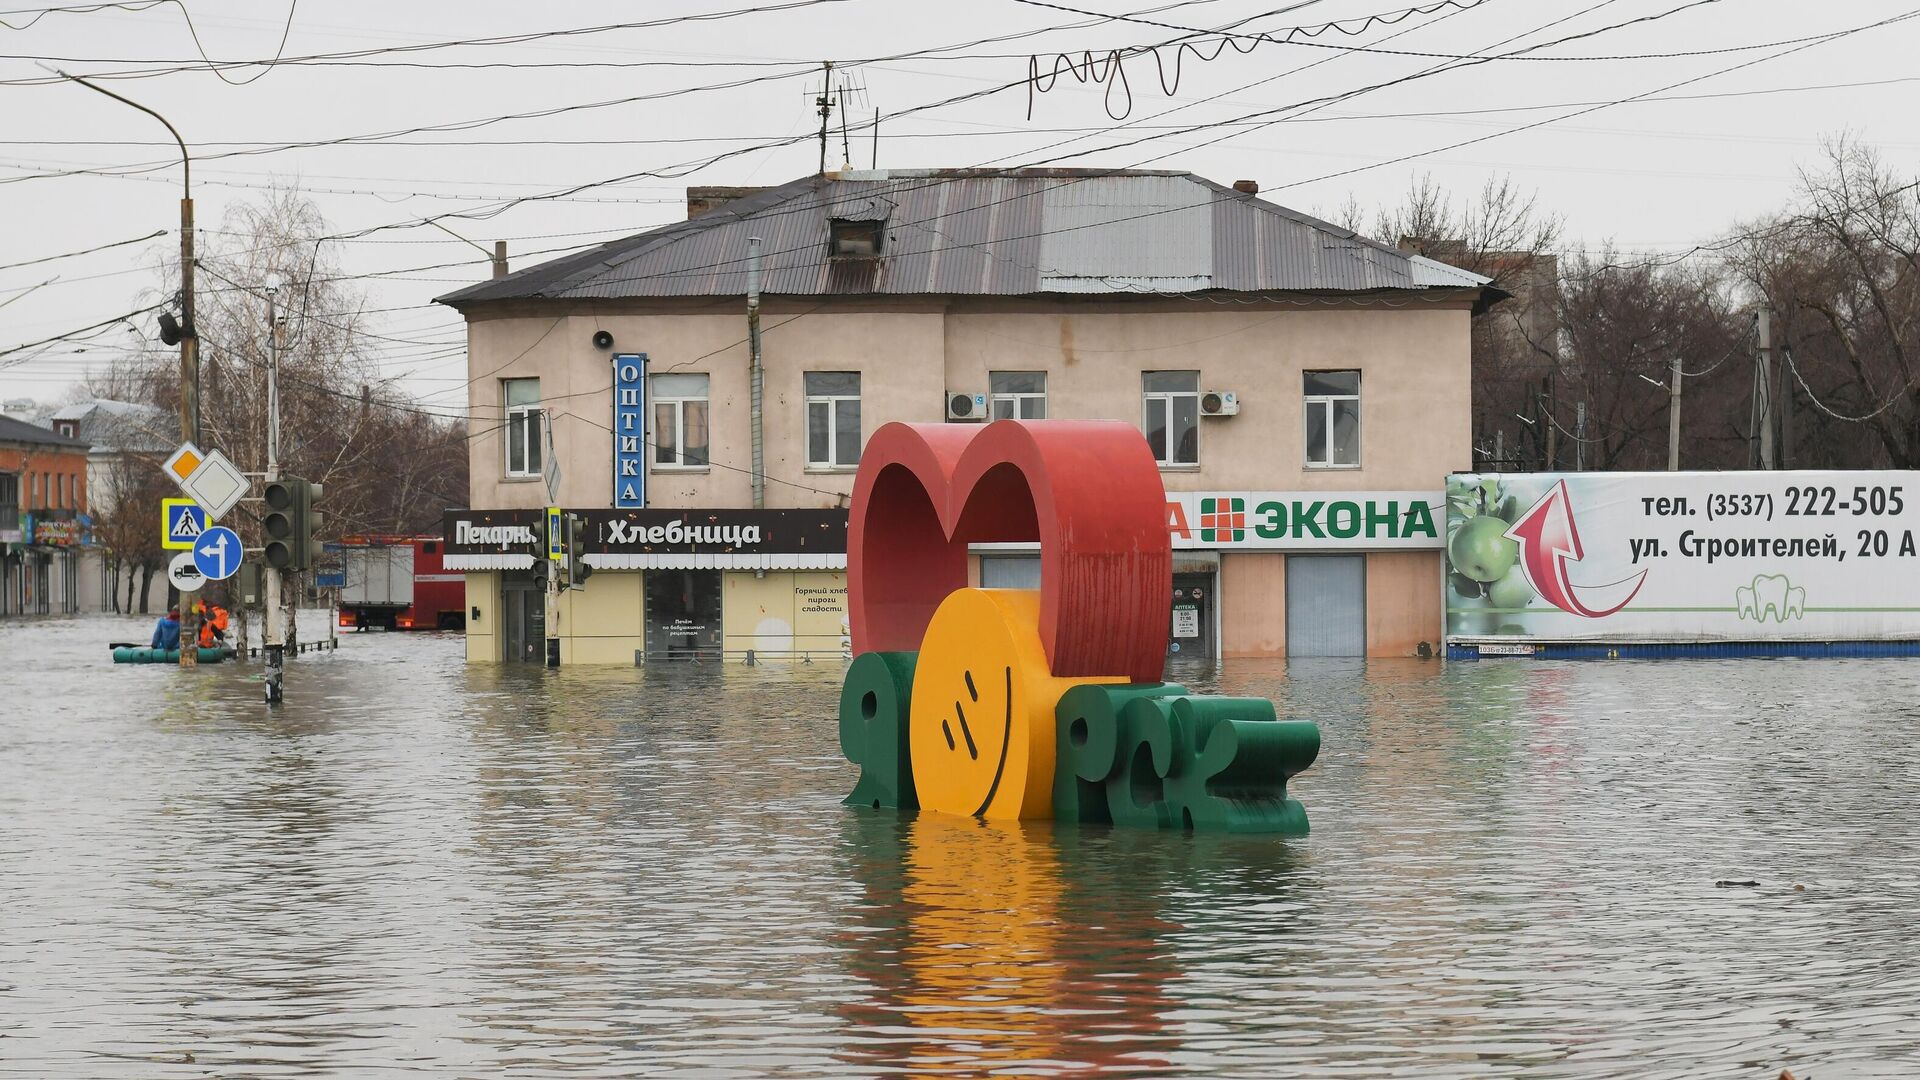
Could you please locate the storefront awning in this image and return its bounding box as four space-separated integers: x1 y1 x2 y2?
585 552 846 571
444 553 536 570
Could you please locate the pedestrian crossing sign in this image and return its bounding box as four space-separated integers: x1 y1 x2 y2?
161 497 207 551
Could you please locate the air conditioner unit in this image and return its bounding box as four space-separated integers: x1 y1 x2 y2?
1200 390 1239 416
946 391 987 421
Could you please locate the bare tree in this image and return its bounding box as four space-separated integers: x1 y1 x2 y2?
100 188 469 589
1728 138 1920 468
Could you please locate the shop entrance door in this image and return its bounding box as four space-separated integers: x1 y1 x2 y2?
645 569 722 659
501 576 544 663
1286 555 1366 656
1169 572 1214 658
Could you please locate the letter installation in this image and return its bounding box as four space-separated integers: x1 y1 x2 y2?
836 420 1320 833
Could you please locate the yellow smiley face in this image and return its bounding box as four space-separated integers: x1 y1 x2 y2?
909 588 1121 820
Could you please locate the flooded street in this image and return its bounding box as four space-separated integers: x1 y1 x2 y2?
4 614 1918 1078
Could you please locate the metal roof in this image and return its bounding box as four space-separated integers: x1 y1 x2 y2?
0 413 88 450
438 169 1494 307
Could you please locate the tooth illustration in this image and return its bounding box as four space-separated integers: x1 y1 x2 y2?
1738 574 1803 623
1783 584 1806 620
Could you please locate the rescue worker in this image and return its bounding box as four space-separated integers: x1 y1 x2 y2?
194 601 230 649
150 608 181 651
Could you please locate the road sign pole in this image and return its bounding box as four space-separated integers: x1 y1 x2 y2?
545 505 561 668
263 286 284 704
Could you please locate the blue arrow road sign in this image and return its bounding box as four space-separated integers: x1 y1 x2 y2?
193 525 243 581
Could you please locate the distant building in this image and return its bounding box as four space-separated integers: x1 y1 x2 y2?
48 400 173 613
438 169 1499 663
0 413 90 615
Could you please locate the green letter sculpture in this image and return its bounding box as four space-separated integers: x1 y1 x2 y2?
839 651 918 810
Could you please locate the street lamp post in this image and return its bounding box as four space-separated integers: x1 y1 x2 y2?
58 71 201 665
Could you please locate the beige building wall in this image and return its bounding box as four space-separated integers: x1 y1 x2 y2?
462 296 1473 512
1220 553 1286 657
551 570 646 665
721 569 848 660
1366 550 1444 657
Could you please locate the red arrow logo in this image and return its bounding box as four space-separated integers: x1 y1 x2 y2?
1505 480 1646 618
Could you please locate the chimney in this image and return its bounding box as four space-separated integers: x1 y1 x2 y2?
1232 179 1259 195
492 241 508 279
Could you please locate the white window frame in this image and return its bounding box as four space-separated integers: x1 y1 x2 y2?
990 371 1048 420
805 372 862 470
1304 370 1362 470
503 378 543 479
650 373 710 470
1142 371 1200 468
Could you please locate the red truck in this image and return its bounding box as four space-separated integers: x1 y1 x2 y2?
331 536 466 631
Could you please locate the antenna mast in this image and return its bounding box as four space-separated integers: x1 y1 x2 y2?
815 60 835 174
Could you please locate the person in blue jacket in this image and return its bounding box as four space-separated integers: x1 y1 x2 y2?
150 608 181 650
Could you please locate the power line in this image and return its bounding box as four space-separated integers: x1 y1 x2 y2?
0 301 163 364
0 228 163 272
0 0 856 77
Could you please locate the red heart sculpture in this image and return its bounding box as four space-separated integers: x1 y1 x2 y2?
848 420 1171 683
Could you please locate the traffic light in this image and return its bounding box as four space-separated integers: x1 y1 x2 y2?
565 513 594 589
300 482 325 570
262 478 323 572
528 514 551 585
263 479 298 570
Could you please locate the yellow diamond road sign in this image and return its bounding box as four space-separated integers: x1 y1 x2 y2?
163 442 250 522
163 441 203 484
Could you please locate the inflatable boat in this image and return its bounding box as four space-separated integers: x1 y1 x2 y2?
110 644 237 664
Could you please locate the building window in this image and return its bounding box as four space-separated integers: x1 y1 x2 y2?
1142 370 1199 466
55 473 65 508
1304 370 1361 468
829 219 884 258
805 371 861 469
990 371 1047 420
0 473 16 511
503 377 543 478
651 372 710 468
54 420 76 438
30 471 41 509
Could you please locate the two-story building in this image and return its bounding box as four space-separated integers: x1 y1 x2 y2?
437 168 1497 664
0 413 90 616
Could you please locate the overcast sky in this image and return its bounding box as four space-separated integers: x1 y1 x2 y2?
3 0 1916 415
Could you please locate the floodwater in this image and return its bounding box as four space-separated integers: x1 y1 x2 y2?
4 615 1918 1079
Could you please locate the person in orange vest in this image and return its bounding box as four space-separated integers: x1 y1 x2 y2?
194 600 231 649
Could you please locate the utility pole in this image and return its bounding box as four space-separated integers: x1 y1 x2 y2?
747 237 765 510
815 60 835 174
1575 400 1587 472
1542 380 1558 471
1667 355 1683 471
1756 307 1774 469
1780 349 1795 468
263 282 285 703
57 70 200 666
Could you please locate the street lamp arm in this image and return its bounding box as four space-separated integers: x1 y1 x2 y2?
49 67 190 195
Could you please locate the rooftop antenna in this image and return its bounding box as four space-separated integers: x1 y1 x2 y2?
838 84 853 169
814 60 835 175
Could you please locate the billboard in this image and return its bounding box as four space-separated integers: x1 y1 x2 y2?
1444 471 1920 643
